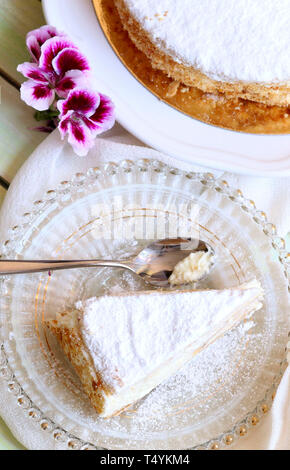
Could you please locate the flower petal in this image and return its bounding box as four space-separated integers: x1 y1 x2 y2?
57 98 68 117
17 62 48 83
52 48 90 76
26 25 63 62
56 70 89 98
64 119 95 156
57 88 100 118
20 80 55 111
58 115 72 138
39 36 78 72
86 93 115 134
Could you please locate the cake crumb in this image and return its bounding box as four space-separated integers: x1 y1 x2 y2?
166 80 180 98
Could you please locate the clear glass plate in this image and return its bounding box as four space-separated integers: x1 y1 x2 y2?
0 160 289 450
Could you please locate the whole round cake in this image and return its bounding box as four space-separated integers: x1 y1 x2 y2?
115 0 290 106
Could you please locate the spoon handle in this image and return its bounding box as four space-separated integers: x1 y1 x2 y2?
0 259 131 275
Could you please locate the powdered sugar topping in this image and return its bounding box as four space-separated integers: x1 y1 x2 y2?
78 283 262 392
123 0 290 83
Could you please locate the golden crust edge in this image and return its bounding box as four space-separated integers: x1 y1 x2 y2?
45 311 113 416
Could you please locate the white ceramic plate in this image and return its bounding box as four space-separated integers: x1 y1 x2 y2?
0 161 289 450
42 0 290 177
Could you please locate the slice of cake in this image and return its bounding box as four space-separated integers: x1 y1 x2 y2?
115 0 290 106
46 279 264 418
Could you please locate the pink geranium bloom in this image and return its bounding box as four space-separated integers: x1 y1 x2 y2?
18 36 90 111
26 25 66 63
57 88 115 156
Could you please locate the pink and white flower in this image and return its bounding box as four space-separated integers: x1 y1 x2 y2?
18 24 116 156
18 36 90 111
57 88 115 156
26 25 66 63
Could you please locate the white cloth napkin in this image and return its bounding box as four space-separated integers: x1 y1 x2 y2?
0 125 289 450
0 125 290 236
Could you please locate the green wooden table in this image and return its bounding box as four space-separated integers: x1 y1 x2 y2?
0 0 47 450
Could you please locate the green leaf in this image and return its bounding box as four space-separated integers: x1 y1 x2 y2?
34 109 59 122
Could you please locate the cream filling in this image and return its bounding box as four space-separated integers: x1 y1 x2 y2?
169 251 213 286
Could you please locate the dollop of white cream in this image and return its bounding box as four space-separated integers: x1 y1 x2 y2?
169 251 213 286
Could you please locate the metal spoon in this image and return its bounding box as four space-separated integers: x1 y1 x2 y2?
0 238 214 287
